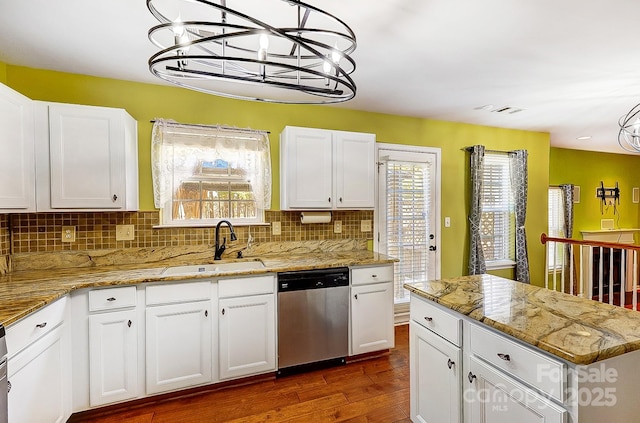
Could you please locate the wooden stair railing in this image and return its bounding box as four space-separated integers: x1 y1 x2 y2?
540 233 640 310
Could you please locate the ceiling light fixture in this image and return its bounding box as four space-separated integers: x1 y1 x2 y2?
576 136 591 141
618 104 640 152
146 0 357 104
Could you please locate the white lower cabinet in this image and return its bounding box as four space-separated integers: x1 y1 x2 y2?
146 300 212 394
219 294 276 379
88 310 137 406
7 295 71 423
350 265 395 355
467 356 566 423
410 321 462 423
218 275 276 380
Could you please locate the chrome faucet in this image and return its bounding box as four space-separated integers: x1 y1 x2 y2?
214 220 237 260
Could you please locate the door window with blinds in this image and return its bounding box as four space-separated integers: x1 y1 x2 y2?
481 152 515 267
377 146 440 310
151 120 271 226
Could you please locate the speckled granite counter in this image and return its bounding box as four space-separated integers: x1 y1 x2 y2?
404 274 640 365
0 250 395 327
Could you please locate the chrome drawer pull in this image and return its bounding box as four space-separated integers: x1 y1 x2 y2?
447 358 455 369
424 316 433 322
468 372 476 383
497 353 511 361
35 322 47 329
107 297 116 302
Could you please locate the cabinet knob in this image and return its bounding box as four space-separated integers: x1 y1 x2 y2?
339 197 343 202
112 194 118 202
221 308 225 315
205 310 208 317
107 297 116 302
35 322 47 329
128 320 132 328
7 380 11 393
328 197 331 203
424 316 433 322
447 358 455 369
468 372 476 383
497 353 511 361
354 294 358 300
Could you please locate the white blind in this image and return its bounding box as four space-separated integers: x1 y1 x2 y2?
548 187 565 269
480 153 515 262
385 160 431 303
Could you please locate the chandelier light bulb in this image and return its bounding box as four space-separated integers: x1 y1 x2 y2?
259 33 269 50
331 43 340 64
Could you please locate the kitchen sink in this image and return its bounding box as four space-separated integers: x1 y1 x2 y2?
161 260 265 276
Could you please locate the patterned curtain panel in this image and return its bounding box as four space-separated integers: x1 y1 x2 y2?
560 184 575 292
510 150 530 283
559 184 574 238
468 145 486 275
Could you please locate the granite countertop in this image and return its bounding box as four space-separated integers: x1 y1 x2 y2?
0 250 395 327
404 274 640 365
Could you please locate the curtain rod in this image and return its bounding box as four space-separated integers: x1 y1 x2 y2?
150 120 270 135
461 146 517 154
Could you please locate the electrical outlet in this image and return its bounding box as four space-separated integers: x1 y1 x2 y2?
116 224 135 241
334 220 343 233
444 217 451 227
62 226 76 242
360 220 372 232
272 221 281 235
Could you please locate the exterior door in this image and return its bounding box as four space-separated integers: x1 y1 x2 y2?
376 145 441 317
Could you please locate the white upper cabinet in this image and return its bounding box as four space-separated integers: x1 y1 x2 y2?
280 126 375 210
35 101 139 211
0 82 36 211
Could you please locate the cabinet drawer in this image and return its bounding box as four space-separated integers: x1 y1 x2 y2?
89 286 136 311
146 281 211 305
351 265 393 285
6 296 67 358
410 296 461 346
218 275 275 298
470 323 565 401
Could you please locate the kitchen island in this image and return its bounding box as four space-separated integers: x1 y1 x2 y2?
405 274 640 423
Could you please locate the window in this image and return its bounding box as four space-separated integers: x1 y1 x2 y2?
548 187 566 269
151 121 271 226
480 153 515 266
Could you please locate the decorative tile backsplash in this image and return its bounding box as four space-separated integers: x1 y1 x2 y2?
4 210 374 254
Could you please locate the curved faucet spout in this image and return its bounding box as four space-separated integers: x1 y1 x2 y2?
214 220 237 260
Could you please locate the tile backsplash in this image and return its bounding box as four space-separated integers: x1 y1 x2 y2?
4 210 374 254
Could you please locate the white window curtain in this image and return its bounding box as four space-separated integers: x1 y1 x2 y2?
151 119 271 222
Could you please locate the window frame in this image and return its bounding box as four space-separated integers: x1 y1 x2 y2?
547 186 566 271
480 152 516 270
152 122 271 228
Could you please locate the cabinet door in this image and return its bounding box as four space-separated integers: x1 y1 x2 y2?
48 103 125 209
8 326 67 423
333 131 375 209
467 356 566 423
410 321 462 423
146 301 212 394
351 281 394 355
280 127 333 209
219 294 276 379
0 83 35 211
89 310 137 406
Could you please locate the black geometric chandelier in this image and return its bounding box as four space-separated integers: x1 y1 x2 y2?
146 0 357 104
619 103 640 152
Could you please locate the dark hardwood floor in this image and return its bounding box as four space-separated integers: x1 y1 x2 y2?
73 324 411 423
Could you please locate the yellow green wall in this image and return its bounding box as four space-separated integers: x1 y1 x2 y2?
0 62 6 84
549 148 640 237
4 65 551 284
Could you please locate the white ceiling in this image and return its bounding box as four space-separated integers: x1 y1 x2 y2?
2 0 640 154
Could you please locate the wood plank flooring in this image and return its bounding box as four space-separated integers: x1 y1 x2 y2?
72 324 411 423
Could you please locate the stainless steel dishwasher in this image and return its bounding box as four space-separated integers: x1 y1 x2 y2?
277 267 349 374
1 324 7 423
